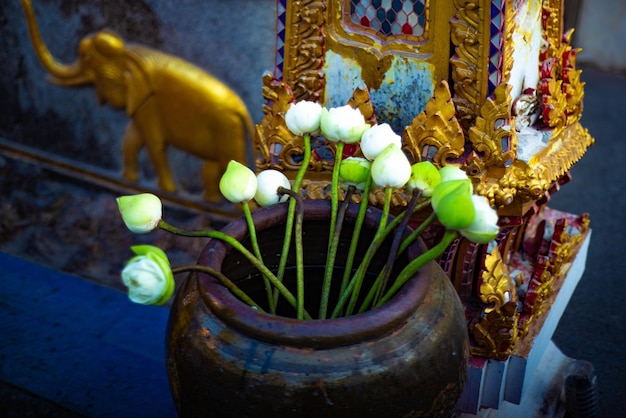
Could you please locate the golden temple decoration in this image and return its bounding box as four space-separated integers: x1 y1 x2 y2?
541 0 565 60
468 83 517 169
470 247 520 360
402 80 465 167
256 74 301 173
539 64 568 138
500 0 515 96
528 122 593 185
479 249 519 313
283 0 326 102
267 0 595 363
552 216 590 275
450 0 486 130
517 212 590 338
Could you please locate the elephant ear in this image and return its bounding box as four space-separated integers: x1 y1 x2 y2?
124 52 155 116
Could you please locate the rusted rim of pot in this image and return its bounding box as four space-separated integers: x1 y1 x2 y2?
196 199 434 349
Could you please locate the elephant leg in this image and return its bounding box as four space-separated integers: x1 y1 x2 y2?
145 141 176 193
121 121 143 183
202 161 222 202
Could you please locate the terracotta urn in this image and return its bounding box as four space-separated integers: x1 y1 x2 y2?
166 199 468 417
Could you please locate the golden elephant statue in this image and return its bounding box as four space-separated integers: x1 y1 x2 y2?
20 0 255 202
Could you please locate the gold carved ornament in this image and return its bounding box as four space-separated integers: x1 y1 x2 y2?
449 0 593 217
518 214 590 338
449 0 485 131
402 81 466 167
469 247 520 360
282 0 326 103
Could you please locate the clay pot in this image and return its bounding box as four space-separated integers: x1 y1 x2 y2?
166 200 468 417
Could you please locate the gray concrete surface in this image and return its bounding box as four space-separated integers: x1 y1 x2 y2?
550 67 626 417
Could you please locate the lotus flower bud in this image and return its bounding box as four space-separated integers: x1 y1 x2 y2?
339 157 371 191
460 195 500 244
121 245 174 305
219 160 258 203
360 123 402 161
439 165 469 183
407 161 441 197
320 105 370 144
254 169 291 207
431 179 475 230
116 193 162 234
284 100 323 136
370 144 411 188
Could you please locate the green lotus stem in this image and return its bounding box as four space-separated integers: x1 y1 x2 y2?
335 177 372 317
330 198 430 318
319 185 354 319
397 209 436 256
321 141 345 310
375 230 458 308
344 186 392 316
158 219 312 320
358 209 435 314
242 201 273 309
272 134 311 313
372 188 422 306
172 265 263 311
277 187 305 319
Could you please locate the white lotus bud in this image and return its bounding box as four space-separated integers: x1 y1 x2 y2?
116 193 162 234
370 144 411 188
360 123 402 160
254 169 291 207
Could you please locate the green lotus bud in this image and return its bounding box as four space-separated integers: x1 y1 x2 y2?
439 165 469 183
320 105 370 144
460 195 500 244
407 161 441 197
121 245 174 305
431 179 475 230
285 100 322 136
360 123 402 161
116 193 162 234
219 160 258 203
254 169 291 207
370 143 411 188
339 157 371 191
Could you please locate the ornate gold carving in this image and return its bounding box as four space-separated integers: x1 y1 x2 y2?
468 83 518 169
539 61 568 138
541 0 565 60
470 247 520 360
528 122 594 186
21 0 255 202
450 0 486 130
501 0 515 95
325 1 454 84
283 0 326 102
402 80 465 166
474 120 593 212
518 213 590 339
479 249 518 313
257 74 298 173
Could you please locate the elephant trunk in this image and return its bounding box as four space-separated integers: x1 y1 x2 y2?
19 0 93 86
